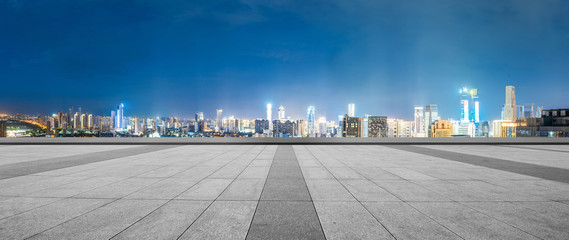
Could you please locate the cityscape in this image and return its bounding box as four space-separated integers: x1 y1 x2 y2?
2 1 569 240
1 85 567 138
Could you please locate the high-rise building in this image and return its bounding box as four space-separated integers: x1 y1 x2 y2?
116 103 124 130
342 114 364 137
348 103 355 117
266 104 272 135
413 107 424 137
424 104 440 137
110 111 116 130
278 105 285 120
195 112 204 133
216 109 223 132
307 106 315 135
504 86 517 121
368 116 388 137
459 88 479 123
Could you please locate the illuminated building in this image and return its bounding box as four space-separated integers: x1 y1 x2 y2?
459 87 479 123
110 111 116 130
307 106 315 136
348 103 355 117
195 112 204 133
413 107 424 137
368 116 387 137
342 114 364 137
518 104 543 119
504 86 517 121
216 109 223 133
492 120 519 138
431 120 454 138
266 104 272 135
116 103 124 130
278 105 285 120
424 104 440 137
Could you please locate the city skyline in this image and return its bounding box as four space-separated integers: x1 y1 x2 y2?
2 1 569 120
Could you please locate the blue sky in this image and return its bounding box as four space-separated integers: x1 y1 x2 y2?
1 0 568 120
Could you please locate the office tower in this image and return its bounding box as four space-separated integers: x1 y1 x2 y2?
348 103 355 117
504 86 517 121
431 120 454 137
342 114 364 137
80 114 87 130
254 119 269 134
110 111 116 130
424 104 439 137
459 88 480 123
307 106 315 135
73 112 80 129
413 107 424 137
195 112 204 133
116 103 124 130
317 116 327 137
266 104 273 135
296 120 306 137
368 116 388 137
216 109 223 132
134 117 140 133
278 105 285 120
87 114 93 130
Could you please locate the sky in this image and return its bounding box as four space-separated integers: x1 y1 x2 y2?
1 0 568 121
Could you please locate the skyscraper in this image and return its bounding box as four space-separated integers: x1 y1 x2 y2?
504 86 517 121
216 109 223 132
116 103 124 130
266 104 273 134
424 104 439 137
348 103 355 117
413 107 424 137
195 112 204 133
278 105 285 120
459 88 479 123
307 106 315 135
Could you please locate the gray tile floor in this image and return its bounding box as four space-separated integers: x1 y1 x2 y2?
1 144 569 239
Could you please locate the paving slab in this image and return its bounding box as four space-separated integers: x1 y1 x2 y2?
29 199 166 239
111 200 211 240
314 201 395 240
0 198 113 239
176 178 233 200
410 202 540 240
178 200 257 240
247 201 325 240
362 201 462 240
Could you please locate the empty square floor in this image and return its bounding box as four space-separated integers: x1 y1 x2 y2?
1 144 569 240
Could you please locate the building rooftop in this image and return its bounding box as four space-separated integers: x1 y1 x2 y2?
1 141 569 239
